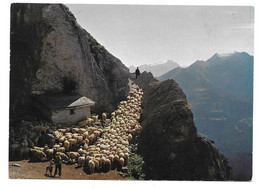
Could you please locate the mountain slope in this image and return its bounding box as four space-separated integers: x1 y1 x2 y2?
158 52 253 180
129 60 179 77
10 4 131 120
135 72 232 180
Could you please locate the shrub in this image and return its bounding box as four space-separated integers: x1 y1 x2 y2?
126 154 145 180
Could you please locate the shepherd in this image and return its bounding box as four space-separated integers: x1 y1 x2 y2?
135 67 140 79
53 153 62 177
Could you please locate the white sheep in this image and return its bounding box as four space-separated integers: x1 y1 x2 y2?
88 160 95 173
128 134 133 142
87 118 93 125
58 136 66 143
29 148 47 162
56 147 66 153
92 115 99 123
68 138 77 150
76 135 84 144
67 151 80 163
65 132 73 139
77 155 86 167
102 113 107 121
93 158 100 172
72 128 79 133
64 139 70 152
83 131 89 139
56 152 68 162
104 158 111 171
118 157 124 169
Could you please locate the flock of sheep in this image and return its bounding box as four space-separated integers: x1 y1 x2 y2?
20 83 144 174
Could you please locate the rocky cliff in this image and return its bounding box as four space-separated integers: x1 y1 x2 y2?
135 72 233 180
10 4 131 120
158 52 253 180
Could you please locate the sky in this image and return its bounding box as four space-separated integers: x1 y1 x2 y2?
66 4 254 67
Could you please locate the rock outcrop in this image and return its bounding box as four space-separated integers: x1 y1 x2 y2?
135 72 233 180
10 4 131 120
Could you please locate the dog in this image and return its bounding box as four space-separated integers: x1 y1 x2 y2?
45 160 54 176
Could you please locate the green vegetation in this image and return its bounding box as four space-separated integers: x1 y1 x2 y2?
126 154 145 180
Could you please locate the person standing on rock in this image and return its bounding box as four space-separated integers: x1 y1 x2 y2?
53 153 62 177
135 67 140 79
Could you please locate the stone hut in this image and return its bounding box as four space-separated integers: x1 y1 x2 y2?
32 94 95 124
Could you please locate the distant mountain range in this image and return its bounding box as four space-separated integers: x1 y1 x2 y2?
128 60 179 77
158 52 253 180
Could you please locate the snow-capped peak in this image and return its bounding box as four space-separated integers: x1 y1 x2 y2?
216 52 236 57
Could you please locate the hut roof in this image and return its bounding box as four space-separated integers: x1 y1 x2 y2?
31 94 95 110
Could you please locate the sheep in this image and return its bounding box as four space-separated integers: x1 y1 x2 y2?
67 152 80 163
108 154 114 166
64 139 70 152
54 131 63 139
65 132 73 139
84 138 90 145
68 138 77 150
46 148 54 160
33 146 45 151
104 158 111 172
118 157 124 170
88 160 95 173
76 135 84 145
111 112 115 119
83 143 88 151
33 83 143 173
53 144 61 149
56 147 66 153
114 154 119 167
78 128 87 134
58 136 66 143
123 152 129 165
93 158 100 172
72 128 79 133
56 151 68 161
128 134 133 142
29 148 47 162
88 134 95 144
43 145 49 154
93 130 101 139
102 113 107 121
77 155 86 167
83 131 89 139
58 129 67 133
115 110 121 115
87 118 93 125
72 133 79 139
79 149 88 156
92 115 99 123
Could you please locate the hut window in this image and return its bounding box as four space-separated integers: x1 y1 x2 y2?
70 109 75 115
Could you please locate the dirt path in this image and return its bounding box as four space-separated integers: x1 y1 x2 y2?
9 160 125 180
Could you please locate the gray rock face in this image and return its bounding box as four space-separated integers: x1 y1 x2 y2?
135 72 232 180
10 4 130 119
